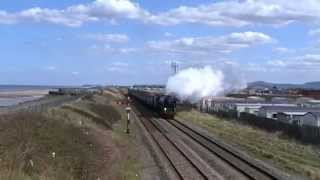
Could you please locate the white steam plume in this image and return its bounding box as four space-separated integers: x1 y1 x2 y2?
166 66 246 102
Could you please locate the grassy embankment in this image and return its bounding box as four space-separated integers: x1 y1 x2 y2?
0 90 140 180
177 109 320 180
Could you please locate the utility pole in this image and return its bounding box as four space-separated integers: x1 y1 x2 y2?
171 61 179 75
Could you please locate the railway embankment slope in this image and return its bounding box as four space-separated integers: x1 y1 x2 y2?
0 90 142 180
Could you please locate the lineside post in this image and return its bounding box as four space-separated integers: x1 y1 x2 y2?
125 106 131 134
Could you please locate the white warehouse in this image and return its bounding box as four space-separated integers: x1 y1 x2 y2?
258 106 320 121
301 112 320 127
232 103 296 117
200 97 297 118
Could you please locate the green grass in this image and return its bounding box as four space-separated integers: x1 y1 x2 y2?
178 110 320 180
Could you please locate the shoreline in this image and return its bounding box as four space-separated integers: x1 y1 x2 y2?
0 90 50 110
0 89 50 98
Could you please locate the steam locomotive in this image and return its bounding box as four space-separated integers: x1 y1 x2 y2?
128 88 177 119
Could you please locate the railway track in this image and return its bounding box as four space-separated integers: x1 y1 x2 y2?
133 99 283 180
141 117 211 180
166 118 282 180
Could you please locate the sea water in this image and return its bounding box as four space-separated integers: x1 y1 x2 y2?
0 85 54 107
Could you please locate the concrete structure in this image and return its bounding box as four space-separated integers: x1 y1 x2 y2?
301 112 320 127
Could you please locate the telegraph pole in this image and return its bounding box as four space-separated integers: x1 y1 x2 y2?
171 61 179 75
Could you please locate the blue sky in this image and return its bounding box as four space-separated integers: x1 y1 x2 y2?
1 0 320 85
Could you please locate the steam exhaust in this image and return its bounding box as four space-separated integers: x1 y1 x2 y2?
166 66 246 103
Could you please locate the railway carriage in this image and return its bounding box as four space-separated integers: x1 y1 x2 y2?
128 88 177 119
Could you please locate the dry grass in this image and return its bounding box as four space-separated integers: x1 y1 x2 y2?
62 105 113 129
178 110 320 180
0 90 141 180
61 94 122 129
0 111 103 180
110 127 141 180
88 103 121 124
60 92 140 179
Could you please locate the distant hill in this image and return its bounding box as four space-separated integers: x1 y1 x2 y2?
248 81 320 90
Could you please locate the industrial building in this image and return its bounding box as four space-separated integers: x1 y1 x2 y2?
301 112 320 127
201 97 297 118
233 103 296 117
200 96 320 127
276 112 305 125
258 106 320 119
200 97 320 127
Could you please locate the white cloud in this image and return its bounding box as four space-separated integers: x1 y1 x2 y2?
0 0 149 27
85 33 129 43
267 54 320 70
147 31 273 55
1 0 320 27
147 0 320 27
